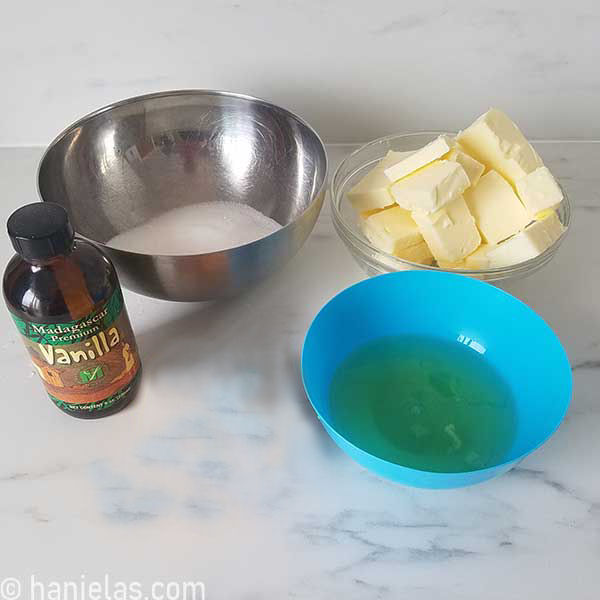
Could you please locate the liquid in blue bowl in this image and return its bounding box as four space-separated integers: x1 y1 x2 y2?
301 271 572 488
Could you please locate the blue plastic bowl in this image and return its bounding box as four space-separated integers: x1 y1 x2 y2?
301 271 572 489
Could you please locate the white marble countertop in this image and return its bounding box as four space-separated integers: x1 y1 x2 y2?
0 143 598 599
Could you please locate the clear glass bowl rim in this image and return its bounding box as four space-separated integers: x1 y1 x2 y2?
330 131 572 279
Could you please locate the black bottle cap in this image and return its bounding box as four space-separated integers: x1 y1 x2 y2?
7 203 75 260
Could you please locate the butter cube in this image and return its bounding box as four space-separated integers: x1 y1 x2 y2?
464 170 530 244
446 146 485 186
457 108 543 185
515 166 564 217
464 244 495 269
375 241 435 268
360 207 385 219
439 244 495 270
348 151 413 212
534 208 557 221
390 160 470 213
362 206 432 264
412 196 481 263
437 259 467 269
393 240 434 264
486 211 565 267
384 135 454 182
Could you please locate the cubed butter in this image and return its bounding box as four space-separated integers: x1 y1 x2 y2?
534 208 557 221
464 244 495 269
390 160 470 213
412 196 481 263
486 211 565 267
360 207 385 219
438 244 495 270
395 240 435 264
348 150 413 212
446 146 485 185
362 206 432 264
464 170 530 244
457 108 543 185
383 135 454 182
515 166 564 217
374 241 435 268
437 259 467 269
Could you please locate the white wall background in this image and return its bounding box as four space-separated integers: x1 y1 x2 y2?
1 0 599 145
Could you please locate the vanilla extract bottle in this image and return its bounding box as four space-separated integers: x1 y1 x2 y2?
3 203 141 418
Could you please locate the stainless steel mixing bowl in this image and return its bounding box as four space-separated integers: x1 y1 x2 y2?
38 90 327 301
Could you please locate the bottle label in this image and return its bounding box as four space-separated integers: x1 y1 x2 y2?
10 288 140 414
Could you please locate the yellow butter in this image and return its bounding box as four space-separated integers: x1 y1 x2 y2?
383 135 454 182
362 205 426 258
396 240 435 264
438 244 494 270
464 170 530 244
457 108 543 185
486 211 565 267
534 208 557 221
360 207 386 219
437 259 467 269
348 150 412 213
465 244 495 269
390 160 470 214
412 196 481 263
515 166 564 217
446 146 485 186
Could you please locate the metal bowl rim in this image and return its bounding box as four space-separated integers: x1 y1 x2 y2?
36 89 329 259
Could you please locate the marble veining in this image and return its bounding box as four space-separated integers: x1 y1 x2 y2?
0 143 599 598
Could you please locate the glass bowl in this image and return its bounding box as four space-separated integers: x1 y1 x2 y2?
330 132 571 282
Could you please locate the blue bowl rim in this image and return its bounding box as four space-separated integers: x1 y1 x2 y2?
301 270 573 477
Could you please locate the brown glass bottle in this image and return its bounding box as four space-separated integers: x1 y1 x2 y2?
3 202 141 418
